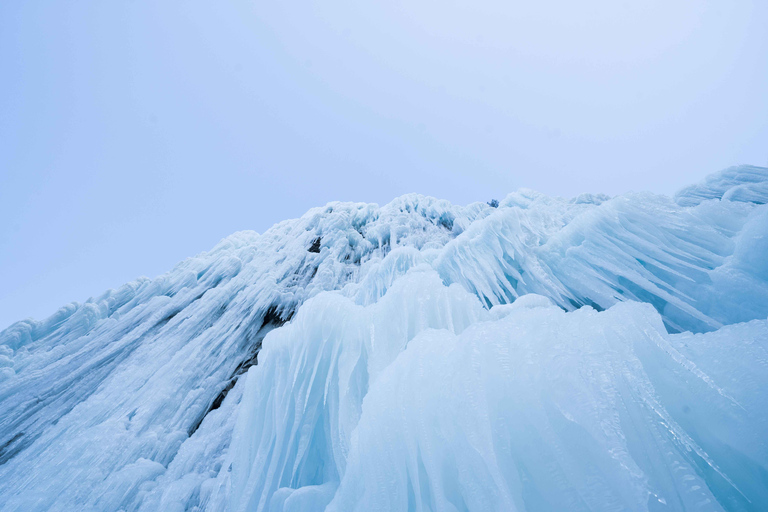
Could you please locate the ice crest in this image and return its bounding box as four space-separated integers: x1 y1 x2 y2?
675 164 768 207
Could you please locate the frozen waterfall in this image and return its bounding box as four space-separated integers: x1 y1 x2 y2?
1 165 767 512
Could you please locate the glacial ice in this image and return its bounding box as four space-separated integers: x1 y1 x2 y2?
0 165 767 511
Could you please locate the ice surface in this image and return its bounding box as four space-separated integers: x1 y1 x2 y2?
0 166 767 511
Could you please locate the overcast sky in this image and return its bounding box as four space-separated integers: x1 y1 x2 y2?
1 0 767 329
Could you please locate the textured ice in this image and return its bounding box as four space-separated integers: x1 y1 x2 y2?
1 166 767 511
675 165 768 207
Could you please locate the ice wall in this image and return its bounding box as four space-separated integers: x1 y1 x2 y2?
0 165 767 511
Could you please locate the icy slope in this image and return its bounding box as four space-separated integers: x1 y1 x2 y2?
0 165 767 511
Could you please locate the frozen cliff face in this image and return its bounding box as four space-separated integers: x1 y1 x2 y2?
0 165 767 512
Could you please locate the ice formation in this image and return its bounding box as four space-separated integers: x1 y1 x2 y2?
1 165 767 512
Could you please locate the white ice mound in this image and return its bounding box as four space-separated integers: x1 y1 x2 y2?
0 166 767 511
222 268 486 512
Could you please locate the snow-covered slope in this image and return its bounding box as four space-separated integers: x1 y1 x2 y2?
1 165 767 512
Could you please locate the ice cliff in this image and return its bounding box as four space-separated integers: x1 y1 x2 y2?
1 165 767 512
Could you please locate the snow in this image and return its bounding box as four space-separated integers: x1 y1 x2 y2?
1 165 767 511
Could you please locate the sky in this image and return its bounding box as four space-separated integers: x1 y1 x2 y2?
1 0 767 329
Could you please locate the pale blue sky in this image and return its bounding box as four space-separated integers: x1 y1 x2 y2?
1 0 767 329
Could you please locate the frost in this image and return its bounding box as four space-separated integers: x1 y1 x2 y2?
1 167 767 511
